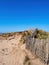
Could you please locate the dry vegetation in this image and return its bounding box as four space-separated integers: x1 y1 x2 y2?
24 55 30 65
20 30 33 44
0 29 49 40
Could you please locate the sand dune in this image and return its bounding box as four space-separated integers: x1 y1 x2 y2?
0 33 45 65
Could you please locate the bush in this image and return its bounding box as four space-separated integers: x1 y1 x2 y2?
35 30 48 39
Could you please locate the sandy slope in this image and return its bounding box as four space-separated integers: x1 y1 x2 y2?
0 34 45 65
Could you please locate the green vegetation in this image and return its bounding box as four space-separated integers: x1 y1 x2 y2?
20 29 49 44
0 29 49 40
35 29 49 39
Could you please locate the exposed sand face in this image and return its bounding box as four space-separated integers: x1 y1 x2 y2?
0 34 45 65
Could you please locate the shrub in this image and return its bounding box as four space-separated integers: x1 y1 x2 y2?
35 30 48 39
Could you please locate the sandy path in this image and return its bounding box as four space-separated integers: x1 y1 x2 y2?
0 34 26 65
21 44 45 65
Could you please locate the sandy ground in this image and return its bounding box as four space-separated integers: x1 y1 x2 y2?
0 34 46 65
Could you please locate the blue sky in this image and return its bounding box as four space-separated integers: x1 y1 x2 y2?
0 0 49 32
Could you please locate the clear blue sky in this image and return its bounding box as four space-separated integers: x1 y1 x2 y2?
0 0 49 32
